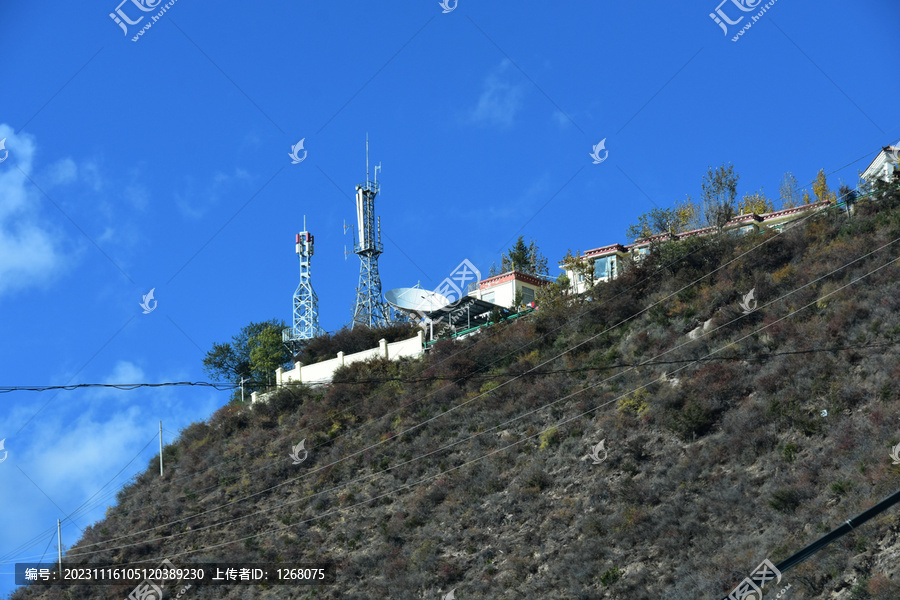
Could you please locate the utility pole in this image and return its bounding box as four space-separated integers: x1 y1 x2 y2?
57 519 62 575
159 421 163 477
241 377 245 404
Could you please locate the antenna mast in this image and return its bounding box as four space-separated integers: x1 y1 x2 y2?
283 215 323 353
350 138 389 329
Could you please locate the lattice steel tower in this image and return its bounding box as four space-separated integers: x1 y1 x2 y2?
283 216 323 353
350 140 389 329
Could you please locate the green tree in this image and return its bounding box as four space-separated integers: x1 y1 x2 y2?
812 168 837 203
701 164 739 230
500 236 549 278
203 319 291 401
527 239 550 278
561 249 595 289
503 237 530 272
738 188 775 215
837 183 858 212
249 326 287 388
779 172 800 209
625 211 653 243
535 273 570 308
625 197 700 243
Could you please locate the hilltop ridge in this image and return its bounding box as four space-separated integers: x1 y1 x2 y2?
10 180 900 600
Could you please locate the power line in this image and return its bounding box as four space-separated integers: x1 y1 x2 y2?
0 381 235 394
0 433 160 566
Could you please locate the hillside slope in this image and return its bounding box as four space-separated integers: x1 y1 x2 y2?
10 182 900 600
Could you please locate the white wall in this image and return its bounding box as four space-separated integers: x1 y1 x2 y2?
270 331 425 390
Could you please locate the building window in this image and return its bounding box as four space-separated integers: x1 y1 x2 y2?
483 291 495 304
521 287 535 305
594 258 608 279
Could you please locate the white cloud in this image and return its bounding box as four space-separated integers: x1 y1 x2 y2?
0 124 68 298
44 157 78 186
551 110 571 128
104 360 146 385
175 168 253 219
469 60 526 128
80 161 105 193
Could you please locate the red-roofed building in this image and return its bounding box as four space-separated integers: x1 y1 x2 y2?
467 270 550 309
561 199 832 294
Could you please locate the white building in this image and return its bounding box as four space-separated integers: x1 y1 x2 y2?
861 145 899 184
468 270 549 309
560 199 832 294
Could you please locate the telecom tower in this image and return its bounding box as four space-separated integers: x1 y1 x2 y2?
283 216 322 353
350 140 390 329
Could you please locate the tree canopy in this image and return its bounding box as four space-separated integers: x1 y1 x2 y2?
625 196 700 243
202 318 292 400
779 172 801 209
738 188 775 215
495 236 549 278
701 163 739 230
812 168 837 204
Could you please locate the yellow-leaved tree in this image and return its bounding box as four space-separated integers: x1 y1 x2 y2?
812 169 837 204
738 189 775 215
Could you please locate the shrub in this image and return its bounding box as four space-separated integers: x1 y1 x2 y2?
600 566 621 586
618 388 650 416
539 427 559 450
522 468 553 492
831 479 853 496
769 488 804 513
780 441 798 463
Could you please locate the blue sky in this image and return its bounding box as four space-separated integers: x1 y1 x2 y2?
1 0 898 595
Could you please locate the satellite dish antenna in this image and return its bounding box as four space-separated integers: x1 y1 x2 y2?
385 286 451 315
